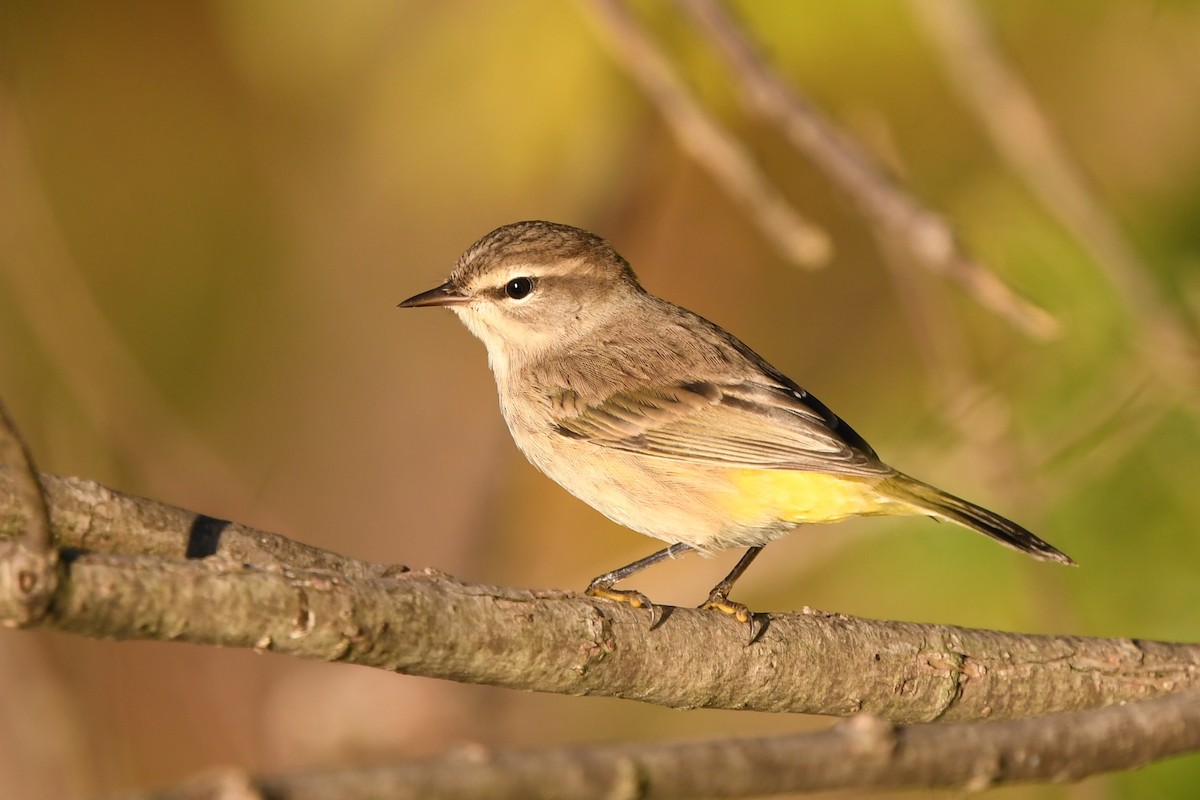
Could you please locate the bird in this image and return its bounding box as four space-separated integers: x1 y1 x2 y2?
398 220 1073 627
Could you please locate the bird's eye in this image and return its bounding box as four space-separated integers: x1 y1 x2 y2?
504 277 534 300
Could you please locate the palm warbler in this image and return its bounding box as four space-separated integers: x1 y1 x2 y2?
399 221 1072 623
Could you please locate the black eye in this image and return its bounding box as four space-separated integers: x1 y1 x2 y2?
504 277 534 299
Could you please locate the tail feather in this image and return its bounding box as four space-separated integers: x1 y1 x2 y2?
885 474 1075 565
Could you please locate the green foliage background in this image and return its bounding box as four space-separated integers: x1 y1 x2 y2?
1 1 1198 797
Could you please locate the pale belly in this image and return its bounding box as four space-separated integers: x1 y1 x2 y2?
516 433 908 552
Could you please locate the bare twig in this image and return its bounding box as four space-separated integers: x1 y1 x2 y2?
1032 355 1162 476
2 470 1198 724
680 0 1059 339
908 0 1199 389
874 228 977 409
130 690 1200 800
581 0 832 267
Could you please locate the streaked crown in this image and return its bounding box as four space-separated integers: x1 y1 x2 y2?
450 221 638 289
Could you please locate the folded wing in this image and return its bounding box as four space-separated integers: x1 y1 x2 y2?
553 379 890 477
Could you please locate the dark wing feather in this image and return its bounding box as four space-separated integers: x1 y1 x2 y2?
552 379 890 477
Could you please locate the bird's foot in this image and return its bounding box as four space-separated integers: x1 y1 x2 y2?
700 588 760 643
586 582 663 627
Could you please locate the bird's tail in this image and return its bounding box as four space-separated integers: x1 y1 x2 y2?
882 473 1075 565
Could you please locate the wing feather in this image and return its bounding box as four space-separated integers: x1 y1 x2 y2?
552 380 890 477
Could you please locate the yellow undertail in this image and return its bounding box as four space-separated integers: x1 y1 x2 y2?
724 468 1074 564
724 468 908 525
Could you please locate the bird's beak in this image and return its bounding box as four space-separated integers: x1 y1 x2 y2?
397 282 470 308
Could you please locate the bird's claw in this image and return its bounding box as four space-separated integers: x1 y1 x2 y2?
700 590 761 643
586 583 663 627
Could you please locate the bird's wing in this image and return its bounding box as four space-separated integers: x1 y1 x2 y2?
551 380 890 476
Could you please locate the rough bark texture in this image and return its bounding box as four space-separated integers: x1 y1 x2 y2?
128 690 1200 800
3 470 1198 724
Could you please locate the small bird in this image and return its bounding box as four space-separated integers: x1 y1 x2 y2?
399 221 1073 625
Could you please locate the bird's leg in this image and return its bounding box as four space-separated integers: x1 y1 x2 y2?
700 546 764 637
586 542 694 624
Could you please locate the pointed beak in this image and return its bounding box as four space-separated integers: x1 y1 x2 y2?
397 282 470 308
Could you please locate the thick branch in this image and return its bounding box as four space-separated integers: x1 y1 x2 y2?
0 401 51 555
136 690 1200 800
2 470 1198 724
0 402 57 625
0 473 391 578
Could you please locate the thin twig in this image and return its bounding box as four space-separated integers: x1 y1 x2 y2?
872 228 1036 499
2 471 1198 723
1033 367 1171 493
128 690 1200 800
874 227 977 410
581 0 832 267
680 0 1059 339
908 0 1199 389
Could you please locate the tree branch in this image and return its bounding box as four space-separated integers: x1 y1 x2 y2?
680 0 1059 339
2 470 1198 724
0 402 57 626
907 0 1200 398
130 690 1200 800
581 0 832 267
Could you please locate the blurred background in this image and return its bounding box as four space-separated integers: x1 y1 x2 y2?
1 1 1199 797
